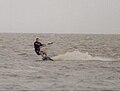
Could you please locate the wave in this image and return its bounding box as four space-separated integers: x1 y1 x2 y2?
52 51 113 61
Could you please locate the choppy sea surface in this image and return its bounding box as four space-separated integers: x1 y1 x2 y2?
0 33 120 91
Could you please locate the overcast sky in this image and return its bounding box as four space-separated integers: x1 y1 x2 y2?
0 0 120 34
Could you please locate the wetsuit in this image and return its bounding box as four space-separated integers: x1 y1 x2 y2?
34 41 43 55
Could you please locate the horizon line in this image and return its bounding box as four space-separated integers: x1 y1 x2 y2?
0 32 120 35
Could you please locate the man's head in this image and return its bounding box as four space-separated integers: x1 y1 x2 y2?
36 38 39 42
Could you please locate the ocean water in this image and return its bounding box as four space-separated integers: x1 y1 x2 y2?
0 33 120 91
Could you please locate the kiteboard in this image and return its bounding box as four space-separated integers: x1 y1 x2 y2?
42 56 54 61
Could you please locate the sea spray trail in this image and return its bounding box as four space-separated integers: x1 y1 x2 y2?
52 51 113 61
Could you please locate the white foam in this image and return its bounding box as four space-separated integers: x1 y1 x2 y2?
52 50 113 61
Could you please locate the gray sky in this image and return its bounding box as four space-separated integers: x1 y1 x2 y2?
0 0 120 34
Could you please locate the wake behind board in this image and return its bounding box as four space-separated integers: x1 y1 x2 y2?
42 56 54 61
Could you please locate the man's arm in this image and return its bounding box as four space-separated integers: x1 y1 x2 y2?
38 42 46 47
34 42 43 48
42 42 53 46
41 44 46 47
39 42 53 47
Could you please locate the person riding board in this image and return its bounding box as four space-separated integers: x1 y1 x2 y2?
34 38 48 58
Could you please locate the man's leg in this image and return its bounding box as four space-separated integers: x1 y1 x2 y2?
40 51 47 57
43 51 47 56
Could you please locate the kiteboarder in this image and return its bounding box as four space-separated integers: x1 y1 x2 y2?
34 38 54 61
34 38 47 57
